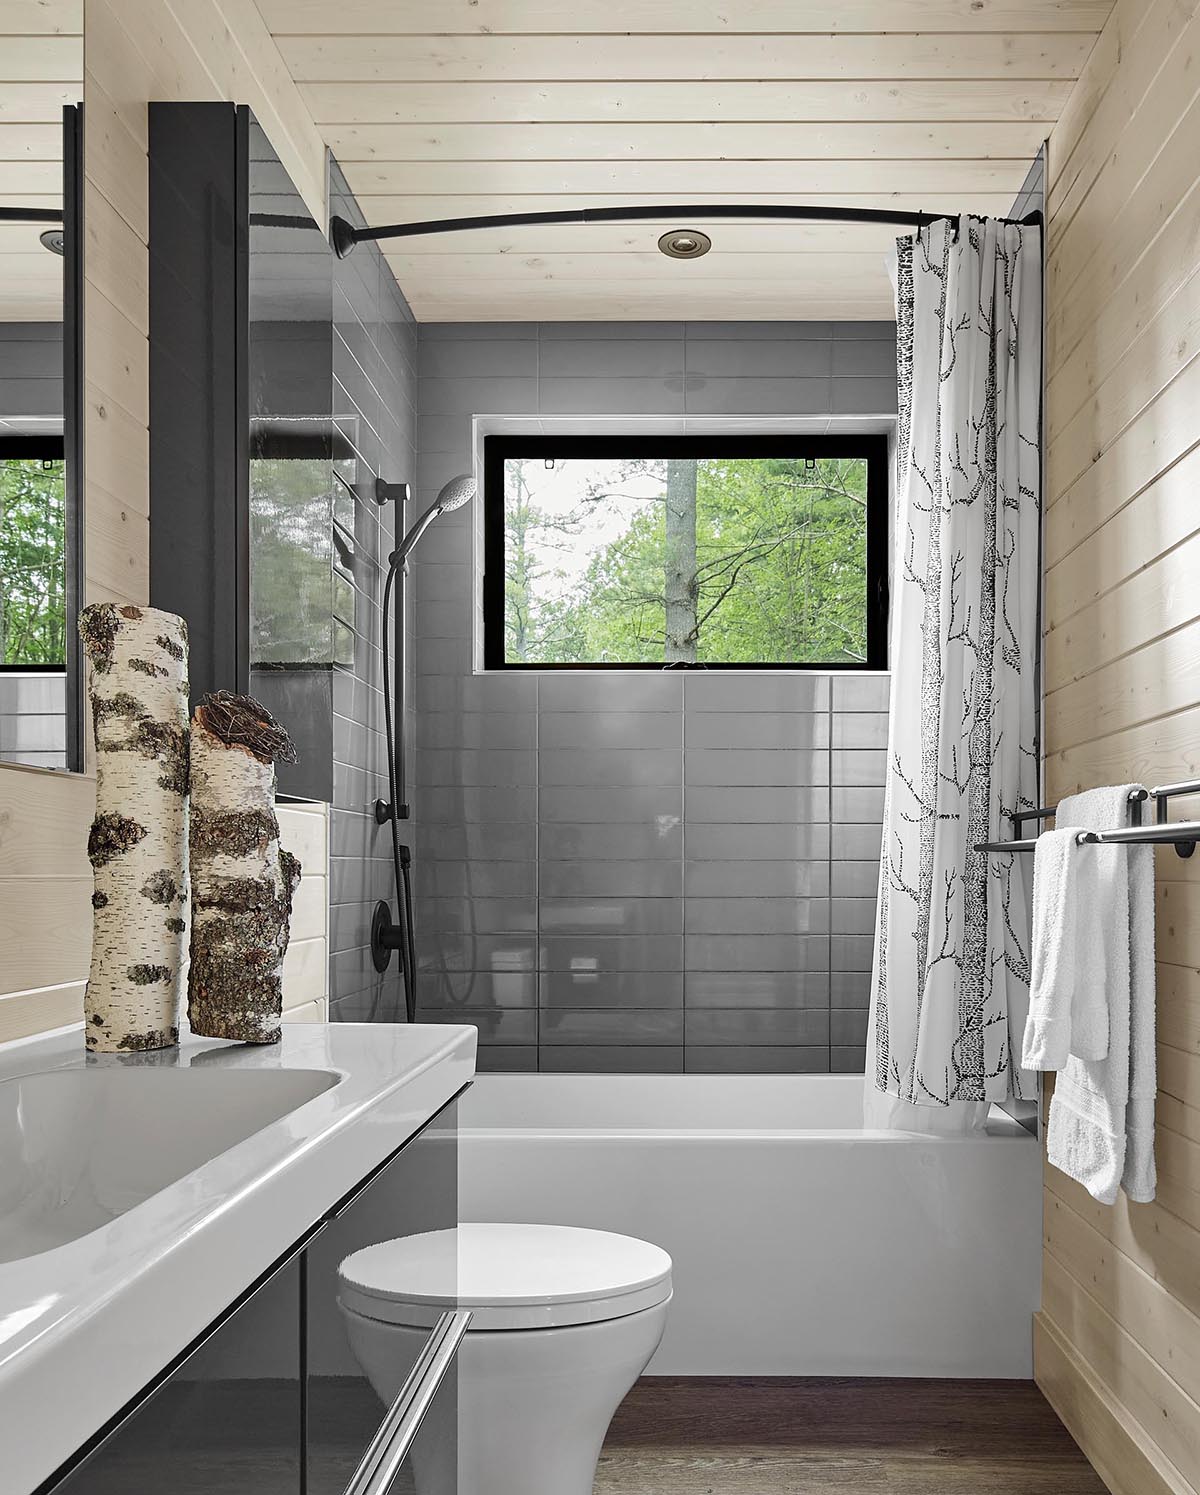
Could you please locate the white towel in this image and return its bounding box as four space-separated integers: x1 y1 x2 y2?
1123 837 1157 1202
1045 785 1156 1205
1022 827 1108 1069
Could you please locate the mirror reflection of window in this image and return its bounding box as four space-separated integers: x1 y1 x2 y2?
0 5 82 770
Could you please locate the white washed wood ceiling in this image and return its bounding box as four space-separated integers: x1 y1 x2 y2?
261 1 1112 320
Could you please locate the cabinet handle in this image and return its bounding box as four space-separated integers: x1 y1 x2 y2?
342 1309 472 1495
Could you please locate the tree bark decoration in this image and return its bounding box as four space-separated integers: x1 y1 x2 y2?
188 691 300 1044
79 603 190 1052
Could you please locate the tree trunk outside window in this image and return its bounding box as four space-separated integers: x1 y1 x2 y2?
664 458 697 662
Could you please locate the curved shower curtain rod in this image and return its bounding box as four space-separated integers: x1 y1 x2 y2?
330 202 1043 258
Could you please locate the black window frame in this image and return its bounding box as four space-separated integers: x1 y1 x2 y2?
0 434 68 675
482 432 889 671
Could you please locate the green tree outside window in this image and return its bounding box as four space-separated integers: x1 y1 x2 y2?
502 454 871 666
0 458 66 667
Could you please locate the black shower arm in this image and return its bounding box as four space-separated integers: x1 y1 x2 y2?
330 202 1044 258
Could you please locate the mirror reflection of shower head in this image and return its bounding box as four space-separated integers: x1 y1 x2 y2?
392 473 476 566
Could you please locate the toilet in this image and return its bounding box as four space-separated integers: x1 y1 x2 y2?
338 1222 672 1495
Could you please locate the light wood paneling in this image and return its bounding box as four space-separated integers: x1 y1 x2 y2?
278 31 1100 82
258 1 1116 34
300 79 1076 125
1040 0 1200 1488
0 982 84 1044
262 2 1110 321
1035 1315 1189 1495
0 3 79 321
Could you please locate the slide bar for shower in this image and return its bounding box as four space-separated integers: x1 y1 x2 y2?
330 203 1044 257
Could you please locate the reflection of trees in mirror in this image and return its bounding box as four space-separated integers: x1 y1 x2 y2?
250 457 339 666
0 458 65 665
504 455 869 665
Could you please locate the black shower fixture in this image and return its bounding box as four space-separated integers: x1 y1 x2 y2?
371 474 479 1020
374 477 412 506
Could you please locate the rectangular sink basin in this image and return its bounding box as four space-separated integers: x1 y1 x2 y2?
0 1066 338 1262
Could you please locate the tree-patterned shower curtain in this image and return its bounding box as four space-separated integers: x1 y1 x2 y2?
868 216 1042 1120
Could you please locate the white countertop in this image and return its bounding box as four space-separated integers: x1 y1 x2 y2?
0 1020 476 1495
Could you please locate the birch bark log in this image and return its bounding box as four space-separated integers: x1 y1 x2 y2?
187 692 299 1043
79 603 190 1052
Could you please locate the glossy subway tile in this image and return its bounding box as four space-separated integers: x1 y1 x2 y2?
539 748 682 787
686 1009 829 1046
539 711 680 750
539 1009 684 1045
685 860 828 898
684 786 829 824
685 748 829 787
539 896 683 937
539 1046 685 1074
539 970 684 1010
539 860 683 898
686 1047 831 1074
686 897 831 935
685 934 830 973
685 971 829 1008
418 967 537 1009
539 820 683 862
539 784 683 824
539 934 683 973
684 822 831 860
684 712 829 750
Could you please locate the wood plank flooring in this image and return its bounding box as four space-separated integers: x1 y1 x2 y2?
596 1378 1109 1494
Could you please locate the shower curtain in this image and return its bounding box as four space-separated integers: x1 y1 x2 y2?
866 216 1042 1130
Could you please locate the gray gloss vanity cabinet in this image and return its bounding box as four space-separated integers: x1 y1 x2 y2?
42 1098 463 1495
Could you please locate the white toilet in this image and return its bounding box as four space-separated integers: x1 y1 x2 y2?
338 1222 672 1495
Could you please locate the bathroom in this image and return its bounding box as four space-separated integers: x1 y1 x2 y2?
0 2 1197 1493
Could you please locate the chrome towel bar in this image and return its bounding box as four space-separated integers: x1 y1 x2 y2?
975 780 1200 858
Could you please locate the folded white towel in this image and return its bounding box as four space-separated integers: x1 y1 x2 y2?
1122 840 1156 1202
1022 827 1109 1068
1045 785 1153 1205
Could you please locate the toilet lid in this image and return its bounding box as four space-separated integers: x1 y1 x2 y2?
338 1223 673 1331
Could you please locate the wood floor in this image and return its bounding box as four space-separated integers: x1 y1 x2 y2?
596 1379 1109 1495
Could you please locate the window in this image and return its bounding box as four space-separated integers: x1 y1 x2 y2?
483 434 888 670
0 437 67 669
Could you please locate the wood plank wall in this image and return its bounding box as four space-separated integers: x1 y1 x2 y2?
0 0 331 1037
1037 0 1200 1491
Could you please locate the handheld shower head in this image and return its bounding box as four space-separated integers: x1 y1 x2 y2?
436 473 476 513
392 474 477 566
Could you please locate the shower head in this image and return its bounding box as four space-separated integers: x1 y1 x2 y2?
436 473 476 513
391 473 477 566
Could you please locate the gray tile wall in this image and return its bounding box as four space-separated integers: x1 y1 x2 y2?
326 161 419 1023
0 672 66 769
411 321 895 1072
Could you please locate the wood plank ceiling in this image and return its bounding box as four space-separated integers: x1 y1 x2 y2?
266 2 1112 320
0 2 81 323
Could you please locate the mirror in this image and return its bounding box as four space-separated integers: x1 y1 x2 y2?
0 7 83 772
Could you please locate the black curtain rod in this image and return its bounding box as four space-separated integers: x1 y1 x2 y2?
331 202 1043 258
0 206 63 224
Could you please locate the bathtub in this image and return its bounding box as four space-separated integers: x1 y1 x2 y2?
458 1074 1042 1378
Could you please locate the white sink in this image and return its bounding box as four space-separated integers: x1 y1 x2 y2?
0 1066 338 1262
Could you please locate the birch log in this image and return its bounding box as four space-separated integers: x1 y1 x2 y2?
79 604 190 1052
188 692 300 1044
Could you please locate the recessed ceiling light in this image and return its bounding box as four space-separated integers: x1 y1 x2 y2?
39 228 65 256
658 229 711 260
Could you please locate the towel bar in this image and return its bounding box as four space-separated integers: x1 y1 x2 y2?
976 780 1200 858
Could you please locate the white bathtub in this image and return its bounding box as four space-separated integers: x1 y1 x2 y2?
458 1074 1042 1378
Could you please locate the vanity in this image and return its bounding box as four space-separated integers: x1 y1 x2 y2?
0 1022 477 1495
